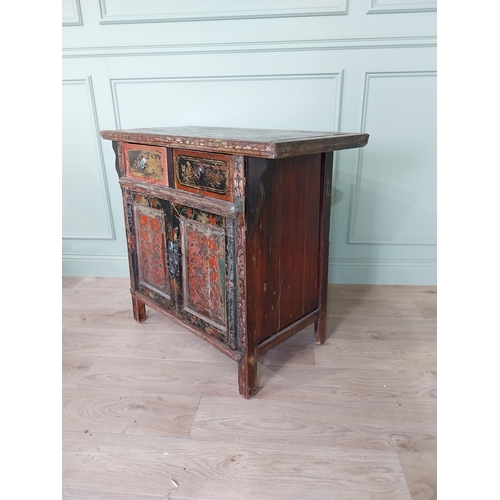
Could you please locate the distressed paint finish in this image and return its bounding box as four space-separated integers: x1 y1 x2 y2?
225 218 238 349
183 219 226 325
174 149 233 201
124 143 168 185
128 193 174 311
101 127 369 159
121 188 139 289
175 205 229 343
135 204 170 299
113 141 126 178
119 177 240 219
233 155 247 349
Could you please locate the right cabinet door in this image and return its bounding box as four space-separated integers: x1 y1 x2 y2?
173 204 237 349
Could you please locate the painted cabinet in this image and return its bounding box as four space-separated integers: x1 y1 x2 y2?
101 126 368 398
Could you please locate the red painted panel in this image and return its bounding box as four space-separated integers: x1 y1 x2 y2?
135 204 169 297
182 219 226 326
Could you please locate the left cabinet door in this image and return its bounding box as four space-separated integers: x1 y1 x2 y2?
123 189 175 311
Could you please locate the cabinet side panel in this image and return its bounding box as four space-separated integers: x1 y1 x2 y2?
247 154 322 345
302 154 323 313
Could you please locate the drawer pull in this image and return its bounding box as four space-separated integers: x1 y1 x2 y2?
139 157 147 170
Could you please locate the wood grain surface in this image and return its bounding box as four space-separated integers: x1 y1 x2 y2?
62 278 437 500
99 126 369 159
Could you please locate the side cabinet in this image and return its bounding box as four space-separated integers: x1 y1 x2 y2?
101 126 369 398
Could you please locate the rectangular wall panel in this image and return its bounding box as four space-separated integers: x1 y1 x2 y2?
111 74 342 133
368 0 437 14
62 0 82 26
62 78 114 240
349 72 437 245
99 0 347 23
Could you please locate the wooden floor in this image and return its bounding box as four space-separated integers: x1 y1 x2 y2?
62 277 437 500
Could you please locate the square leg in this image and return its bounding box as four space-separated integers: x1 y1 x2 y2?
238 353 258 399
132 296 147 322
314 315 327 345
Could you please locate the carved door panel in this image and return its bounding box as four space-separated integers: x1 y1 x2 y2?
173 205 237 349
126 191 175 311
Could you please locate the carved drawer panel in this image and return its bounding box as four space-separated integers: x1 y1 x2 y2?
173 149 233 201
124 143 168 185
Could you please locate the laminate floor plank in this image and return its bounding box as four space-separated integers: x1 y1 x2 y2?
398 452 437 500
63 276 86 289
63 430 411 500
70 276 131 290
63 288 131 308
315 338 437 371
328 299 424 320
412 300 437 320
63 354 100 388
63 387 199 438
256 366 436 407
63 489 167 500
190 396 436 453
77 356 240 397
62 306 182 331
63 327 233 364
259 336 315 366
326 316 437 342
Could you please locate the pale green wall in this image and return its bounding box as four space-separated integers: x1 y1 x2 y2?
62 0 437 284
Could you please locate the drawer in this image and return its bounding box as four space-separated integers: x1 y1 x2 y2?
123 143 168 185
173 149 233 201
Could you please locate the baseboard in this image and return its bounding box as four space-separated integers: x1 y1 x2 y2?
328 258 437 285
62 254 129 277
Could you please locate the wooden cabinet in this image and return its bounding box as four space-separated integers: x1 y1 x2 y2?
101 126 368 398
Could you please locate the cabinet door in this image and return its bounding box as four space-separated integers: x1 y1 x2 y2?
125 191 175 311
173 205 237 348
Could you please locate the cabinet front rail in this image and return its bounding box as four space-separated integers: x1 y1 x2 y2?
119 178 241 219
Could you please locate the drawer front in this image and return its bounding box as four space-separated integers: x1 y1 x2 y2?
173 150 233 201
124 143 168 185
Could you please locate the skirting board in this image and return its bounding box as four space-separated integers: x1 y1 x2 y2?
62 254 129 277
329 259 436 285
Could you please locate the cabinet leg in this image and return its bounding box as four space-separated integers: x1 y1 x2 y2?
314 315 327 345
132 296 147 322
238 353 258 399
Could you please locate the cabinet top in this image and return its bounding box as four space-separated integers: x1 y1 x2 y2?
100 126 368 159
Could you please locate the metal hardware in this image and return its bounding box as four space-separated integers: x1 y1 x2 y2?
139 156 147 169
166 241 181 278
